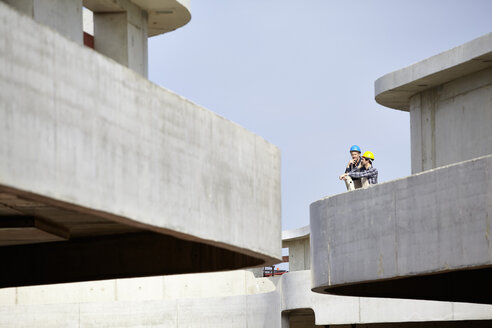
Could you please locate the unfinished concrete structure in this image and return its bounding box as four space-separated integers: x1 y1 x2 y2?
311 32 492 304
3 227 492 327
0 0 281 288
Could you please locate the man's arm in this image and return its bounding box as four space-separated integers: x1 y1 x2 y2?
348 167 377 179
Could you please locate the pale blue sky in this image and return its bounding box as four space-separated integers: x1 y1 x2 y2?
149 0 492 230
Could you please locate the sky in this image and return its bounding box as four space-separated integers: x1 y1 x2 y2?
148 0 492 231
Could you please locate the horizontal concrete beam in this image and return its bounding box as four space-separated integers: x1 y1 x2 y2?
310 155 492 303
0 2 281 286
375 32 492 111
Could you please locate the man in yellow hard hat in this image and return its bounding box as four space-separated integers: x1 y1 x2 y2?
340 151 378 190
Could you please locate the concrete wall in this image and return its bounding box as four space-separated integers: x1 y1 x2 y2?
310 155 492 303
410 67 492 173
280 271 492 327
0 0 281 275
0 271 280 327
2 0 83 44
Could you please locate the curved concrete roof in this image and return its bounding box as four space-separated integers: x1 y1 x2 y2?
375 32 492 111
83 0 191 37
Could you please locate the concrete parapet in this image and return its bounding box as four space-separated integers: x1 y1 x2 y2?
0 1 281 287
310 155 492 303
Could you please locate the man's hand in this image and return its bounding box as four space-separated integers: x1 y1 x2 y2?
339 173 348 180
347 159 354 167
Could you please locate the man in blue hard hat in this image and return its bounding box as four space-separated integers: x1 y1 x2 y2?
339 145 363 190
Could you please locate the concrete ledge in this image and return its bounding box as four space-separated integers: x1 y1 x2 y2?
0 2 281 286
83 0 192 37
375 32 492 111
281 225 309 242
310 155 492 303
280 270 492 326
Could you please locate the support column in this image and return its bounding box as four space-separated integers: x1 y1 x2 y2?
93 1 148 77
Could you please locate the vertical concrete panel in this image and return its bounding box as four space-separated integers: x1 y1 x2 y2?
410 68 492 172
420 88 437 171
395 171 439 274
434 69 492 167
127 6 148 77
33 0 82 44
410 94 423 174
94 12 128 66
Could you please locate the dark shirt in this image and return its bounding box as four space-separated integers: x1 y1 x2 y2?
348 166 378 184
345 158 362 174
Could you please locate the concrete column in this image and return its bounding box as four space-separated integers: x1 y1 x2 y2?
93 1 148 77
284 238 310 272
2 0 83 44
409 67 492 173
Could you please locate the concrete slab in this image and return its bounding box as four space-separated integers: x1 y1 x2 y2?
375 32 492 111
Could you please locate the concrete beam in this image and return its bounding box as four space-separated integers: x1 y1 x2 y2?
310 155 492 303
375 32 492 111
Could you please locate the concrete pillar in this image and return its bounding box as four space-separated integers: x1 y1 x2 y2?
93 1 148 77
284 237 310 272
409 67 492 173
1 0 83 44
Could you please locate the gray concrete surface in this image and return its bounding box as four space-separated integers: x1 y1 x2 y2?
0 1 281 286
0 271 280 328
84 0 191 37
2 0 83 44
280 271 492 327
409 66 492 173
310 155 492 303
93 0 149 76
282 225 310 272
374 32 492 111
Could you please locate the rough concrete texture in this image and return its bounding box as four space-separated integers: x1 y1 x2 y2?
409 67 492 173
83 0 191 37
375 32 492 111
1 0 83 44
310 155 492 303
282 225 310 272
279 271 492 327
0 0 281 282
3 268 492 327
0 271 280 328
92 0 149 76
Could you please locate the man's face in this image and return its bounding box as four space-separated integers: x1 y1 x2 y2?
350 151 360 160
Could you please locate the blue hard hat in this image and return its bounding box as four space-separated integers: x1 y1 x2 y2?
349 145 361 152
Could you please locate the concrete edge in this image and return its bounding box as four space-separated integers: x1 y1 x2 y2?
374 32 492 111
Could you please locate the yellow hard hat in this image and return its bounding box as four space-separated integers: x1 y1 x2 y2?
362 151 375 161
